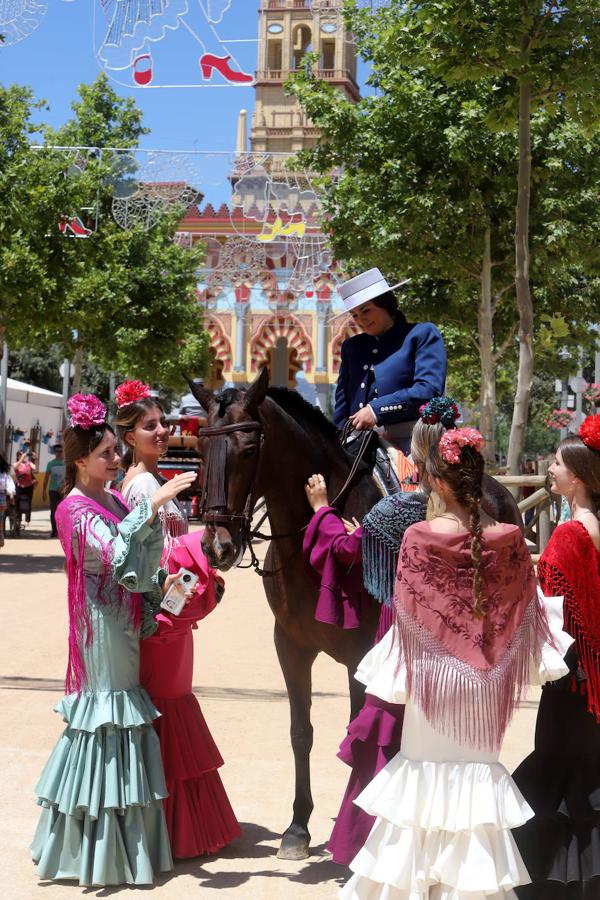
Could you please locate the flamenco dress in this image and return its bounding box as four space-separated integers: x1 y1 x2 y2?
341 520 572 900
123 473 240 858
512 521 600 899
30 492 172 886
303 493 426 866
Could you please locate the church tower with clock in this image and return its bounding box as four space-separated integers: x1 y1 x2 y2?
180 1 362 401
251 0 359 154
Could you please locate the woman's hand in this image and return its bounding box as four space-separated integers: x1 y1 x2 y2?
151 471 197 518
161 572 196 607
304 473 329 512
343 517 361 535
350 406 377 431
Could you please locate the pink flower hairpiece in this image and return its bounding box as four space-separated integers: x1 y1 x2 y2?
115 380 152 408
67 393 106 430
579 414 600 452
439 427 485 465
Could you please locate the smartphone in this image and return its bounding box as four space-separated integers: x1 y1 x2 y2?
160 567 199 616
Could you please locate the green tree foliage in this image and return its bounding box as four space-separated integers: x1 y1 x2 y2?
352 0 600 473
0 75 209 394
289 2 600 463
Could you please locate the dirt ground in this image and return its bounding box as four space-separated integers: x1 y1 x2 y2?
0 512 540 900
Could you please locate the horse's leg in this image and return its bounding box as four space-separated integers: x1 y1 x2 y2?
274 622 318 860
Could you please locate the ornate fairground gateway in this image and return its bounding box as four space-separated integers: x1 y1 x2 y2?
177 0 361 408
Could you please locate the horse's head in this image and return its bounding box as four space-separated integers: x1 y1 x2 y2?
187 368 269 571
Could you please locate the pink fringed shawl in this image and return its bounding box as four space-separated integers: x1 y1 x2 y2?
394 521 550 750
55 491 142 694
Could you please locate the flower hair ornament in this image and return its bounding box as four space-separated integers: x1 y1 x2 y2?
439 427 485 465
67 394 107 430
115 380 152 408
420 396 461 428
579 413 600 452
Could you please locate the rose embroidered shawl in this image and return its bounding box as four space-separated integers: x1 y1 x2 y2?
394 520 550 751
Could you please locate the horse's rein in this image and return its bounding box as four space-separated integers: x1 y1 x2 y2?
198 417 373 576
329 422 375 509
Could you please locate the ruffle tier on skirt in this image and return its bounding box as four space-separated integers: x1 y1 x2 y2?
512 671 600 899
340 750 534 899
31 687 173 886
329 694 405 866
152 692 241 858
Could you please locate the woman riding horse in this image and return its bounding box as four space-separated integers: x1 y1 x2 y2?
335 268 447 454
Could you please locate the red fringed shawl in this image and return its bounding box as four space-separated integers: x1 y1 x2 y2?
538 520 600 723
55 491 142 695
394 521 550 751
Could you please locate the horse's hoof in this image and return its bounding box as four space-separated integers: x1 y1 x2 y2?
277 826 310 860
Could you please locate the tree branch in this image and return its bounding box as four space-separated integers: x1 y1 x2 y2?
528 4 558 51
455 262 480 280
492 323 518 363
468 333 481 355
491 282 514 314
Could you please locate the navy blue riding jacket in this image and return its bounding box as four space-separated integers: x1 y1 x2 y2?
333 317 447 429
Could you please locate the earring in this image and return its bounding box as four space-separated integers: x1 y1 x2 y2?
80 469 90 488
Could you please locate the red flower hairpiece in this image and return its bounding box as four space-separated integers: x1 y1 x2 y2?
115 380 152 408
439 427 485 465
579 414 600 452
67 394 106 430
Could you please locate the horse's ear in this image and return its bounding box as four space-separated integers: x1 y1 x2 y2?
244 366 269 411
183 374 216 411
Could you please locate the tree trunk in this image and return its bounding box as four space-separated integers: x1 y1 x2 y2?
507 78 534 477
0 332 7 451
478 226 496 466
71 347 84 395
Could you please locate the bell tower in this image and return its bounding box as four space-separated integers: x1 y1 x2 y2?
251 0 359 154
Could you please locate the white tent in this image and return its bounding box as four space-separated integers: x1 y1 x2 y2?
1 377 63 469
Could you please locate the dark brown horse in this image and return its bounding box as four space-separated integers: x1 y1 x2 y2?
188 368 522 860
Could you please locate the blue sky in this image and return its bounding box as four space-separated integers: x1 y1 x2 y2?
2 2 264 149
1 2 369 206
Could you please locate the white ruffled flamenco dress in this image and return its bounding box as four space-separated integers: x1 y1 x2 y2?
340 591 573 900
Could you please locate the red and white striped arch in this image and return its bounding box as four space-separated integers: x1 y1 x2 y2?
331 317 360 375
250 314 313 374
205 315 233 373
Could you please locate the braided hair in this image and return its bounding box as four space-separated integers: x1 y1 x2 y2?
426 442 486 617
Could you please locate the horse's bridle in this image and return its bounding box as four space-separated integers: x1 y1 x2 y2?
198 419 264 528
198 416 376 576
198 419 277 574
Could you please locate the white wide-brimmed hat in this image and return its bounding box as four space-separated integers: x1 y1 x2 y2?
339 267 411 312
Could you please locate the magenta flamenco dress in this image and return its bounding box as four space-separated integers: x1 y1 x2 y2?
303 495 425 865
124 473 240 858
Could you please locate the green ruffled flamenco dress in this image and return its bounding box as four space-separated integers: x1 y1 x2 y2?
30 492 173 886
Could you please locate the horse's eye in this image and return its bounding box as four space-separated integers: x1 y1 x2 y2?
244 446 257 458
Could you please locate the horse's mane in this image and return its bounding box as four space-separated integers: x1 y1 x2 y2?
266 387 340 451
214 384 343 458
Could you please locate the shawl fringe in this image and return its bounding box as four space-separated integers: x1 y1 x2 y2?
394 594 550 751
539 556 600 724
56 494 141 695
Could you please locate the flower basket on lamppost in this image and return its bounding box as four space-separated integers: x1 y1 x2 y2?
583 382 600 411
545 409 575 431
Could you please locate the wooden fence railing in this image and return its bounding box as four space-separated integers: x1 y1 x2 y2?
493 460 554 560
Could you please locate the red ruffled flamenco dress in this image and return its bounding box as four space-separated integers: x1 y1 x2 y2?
140 530 241 858
512 520 600 898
